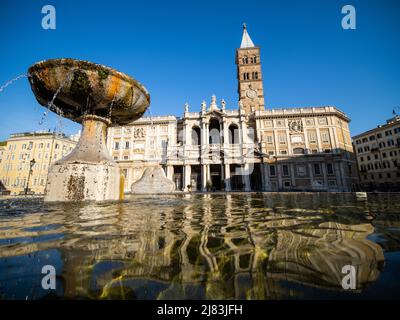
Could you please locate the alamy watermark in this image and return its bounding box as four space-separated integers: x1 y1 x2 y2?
341 5 356 30
41 265 56 290
341 265 357 290
41 5 56 30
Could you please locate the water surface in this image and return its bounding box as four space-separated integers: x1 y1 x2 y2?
0 193 399 300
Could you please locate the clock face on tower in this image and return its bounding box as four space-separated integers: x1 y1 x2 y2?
245 88 257 99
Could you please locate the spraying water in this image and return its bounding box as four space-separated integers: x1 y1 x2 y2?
0 73 30 94
46 69 76 135
108 92 118 119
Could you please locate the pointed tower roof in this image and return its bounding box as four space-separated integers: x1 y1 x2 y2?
240 23 255 48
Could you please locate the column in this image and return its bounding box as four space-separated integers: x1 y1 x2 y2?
286 129 292 155
201 164 207 191
263 163 271 191
276 163 283 190
166 165 174 180
316 128 322 152
321 162 328 189
260 162 266 191
184 165 191 191
242 163 251 191
241 121 248 147
222 119 229 150
308 162 314 190
339 162 348 192
201 121 207 160
224 163 231 191
334 162 344 191
184 121 190 145
290 163 296 188
330 127 338 153
304 128 310 154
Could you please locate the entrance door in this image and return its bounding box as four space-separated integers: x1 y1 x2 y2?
210 164 222 190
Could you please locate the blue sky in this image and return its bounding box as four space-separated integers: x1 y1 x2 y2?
0 0 399 141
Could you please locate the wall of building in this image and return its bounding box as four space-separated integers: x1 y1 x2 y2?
353 116 400 191
108 102 358 193
0 132 77 195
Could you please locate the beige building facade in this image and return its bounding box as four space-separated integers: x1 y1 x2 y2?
353 115 400 191
0 131 77 195
108 26 358 193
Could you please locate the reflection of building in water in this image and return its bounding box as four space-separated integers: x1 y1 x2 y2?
266 222 384 291
0 195 386 299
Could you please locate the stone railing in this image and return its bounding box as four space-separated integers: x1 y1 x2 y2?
164 143 259 162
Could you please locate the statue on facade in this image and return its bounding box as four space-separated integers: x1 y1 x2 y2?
221 99 226 112
201 100 207 112
184 102 189 113
210 94 218 111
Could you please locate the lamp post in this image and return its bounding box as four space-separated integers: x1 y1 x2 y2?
25 158 36 195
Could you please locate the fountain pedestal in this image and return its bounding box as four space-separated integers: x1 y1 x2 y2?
45 115 119 202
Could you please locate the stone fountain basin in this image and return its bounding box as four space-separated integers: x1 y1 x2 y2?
28 58 150 126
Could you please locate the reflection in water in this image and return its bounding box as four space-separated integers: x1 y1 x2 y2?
0 193 399 299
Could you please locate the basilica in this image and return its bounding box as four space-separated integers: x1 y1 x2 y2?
107 25 359 192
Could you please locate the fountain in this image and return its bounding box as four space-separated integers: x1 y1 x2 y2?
28 58 150 201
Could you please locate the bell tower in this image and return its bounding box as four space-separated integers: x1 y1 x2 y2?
236 24 265 113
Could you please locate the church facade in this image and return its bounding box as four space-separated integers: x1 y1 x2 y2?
107 26 358 192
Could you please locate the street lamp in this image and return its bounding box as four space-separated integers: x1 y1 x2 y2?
25 158 36 195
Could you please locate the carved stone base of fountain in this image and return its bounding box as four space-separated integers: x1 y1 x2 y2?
131 166 175 194
45 115 120 202
45 163 120 202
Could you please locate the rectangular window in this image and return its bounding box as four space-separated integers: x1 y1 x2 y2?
269 165 276 176
327 163 334 175
314 163 321 175
125 141 130 149
321 132 330 143
283 181 291 187
296 165 306 177
278 134 286 144
318 118 327 125
114 142 120 150
308 131 317 143
282 165 289 176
